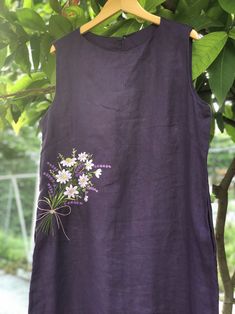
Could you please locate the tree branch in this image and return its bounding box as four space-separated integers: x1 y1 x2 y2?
0 86 55 100
223 116 235 128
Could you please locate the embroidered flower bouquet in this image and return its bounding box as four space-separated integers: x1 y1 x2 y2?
36 147 111 240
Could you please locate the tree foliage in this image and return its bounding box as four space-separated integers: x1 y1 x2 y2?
0 0 235 139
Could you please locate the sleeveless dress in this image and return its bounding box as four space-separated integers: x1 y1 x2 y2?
28 17 219 314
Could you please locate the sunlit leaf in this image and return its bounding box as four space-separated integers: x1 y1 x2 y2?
16 8 46 32
208 41 235 106
192 31 228 79
8 72 46 93
23 0 32 8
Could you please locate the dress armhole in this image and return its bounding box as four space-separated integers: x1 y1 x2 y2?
185 27 212 115
38 38 61 131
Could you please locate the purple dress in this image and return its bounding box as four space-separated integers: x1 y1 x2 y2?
28 17 219 313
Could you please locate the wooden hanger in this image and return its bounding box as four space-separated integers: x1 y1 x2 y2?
50 0 200 54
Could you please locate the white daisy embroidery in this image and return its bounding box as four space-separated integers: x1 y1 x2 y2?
64 184 79 198
60 157 77 167
55 169 72 184
85 159 94 171
78 173 89 188
78 152 88 162
84 195 88 202
94 168 102 178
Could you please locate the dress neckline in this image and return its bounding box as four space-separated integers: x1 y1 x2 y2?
78 17 166 52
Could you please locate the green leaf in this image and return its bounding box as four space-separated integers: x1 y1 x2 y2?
63 6 86 28
27 78 50 90
3 52 15 67
8 110 27 134
5 106 14 127
139 0 165 13
130 0 164 21
215 111 225 132
145 0 165 12
0 1 8 18
188 15 224 30
0 46 7 70
12 22 29 42
41 53 56 84
192 31 228 80
229 28 235 40
90 0 101 15
16 8 46 32
0 43 7 49
206 4 228 22
23 0 32 8
176 0 209 15
224 105 235 142
40 33 54 62
108 19 140 37
96 0 106 6
8 72 46 93
209 114 215 143
175 10 224 31
84 13 120 35
30 34 40 70
174 0 226 31
48 15 73 39
156 7 175 19
49 0 62 13
218 0 235 14
0 100 8 128
0 22 17 43
36 101 50 113
176 0 190 12
14 43 31 75
0 82 6 94
10 103 22 123
208 41 235 106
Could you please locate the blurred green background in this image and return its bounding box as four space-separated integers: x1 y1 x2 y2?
0 0 235 313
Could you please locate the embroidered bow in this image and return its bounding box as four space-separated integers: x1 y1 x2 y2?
36 199 72 241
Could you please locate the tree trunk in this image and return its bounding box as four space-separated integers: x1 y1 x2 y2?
212 158 235 314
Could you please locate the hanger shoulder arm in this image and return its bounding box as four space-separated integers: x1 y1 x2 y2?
190 28 200 40
50 44 56 55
